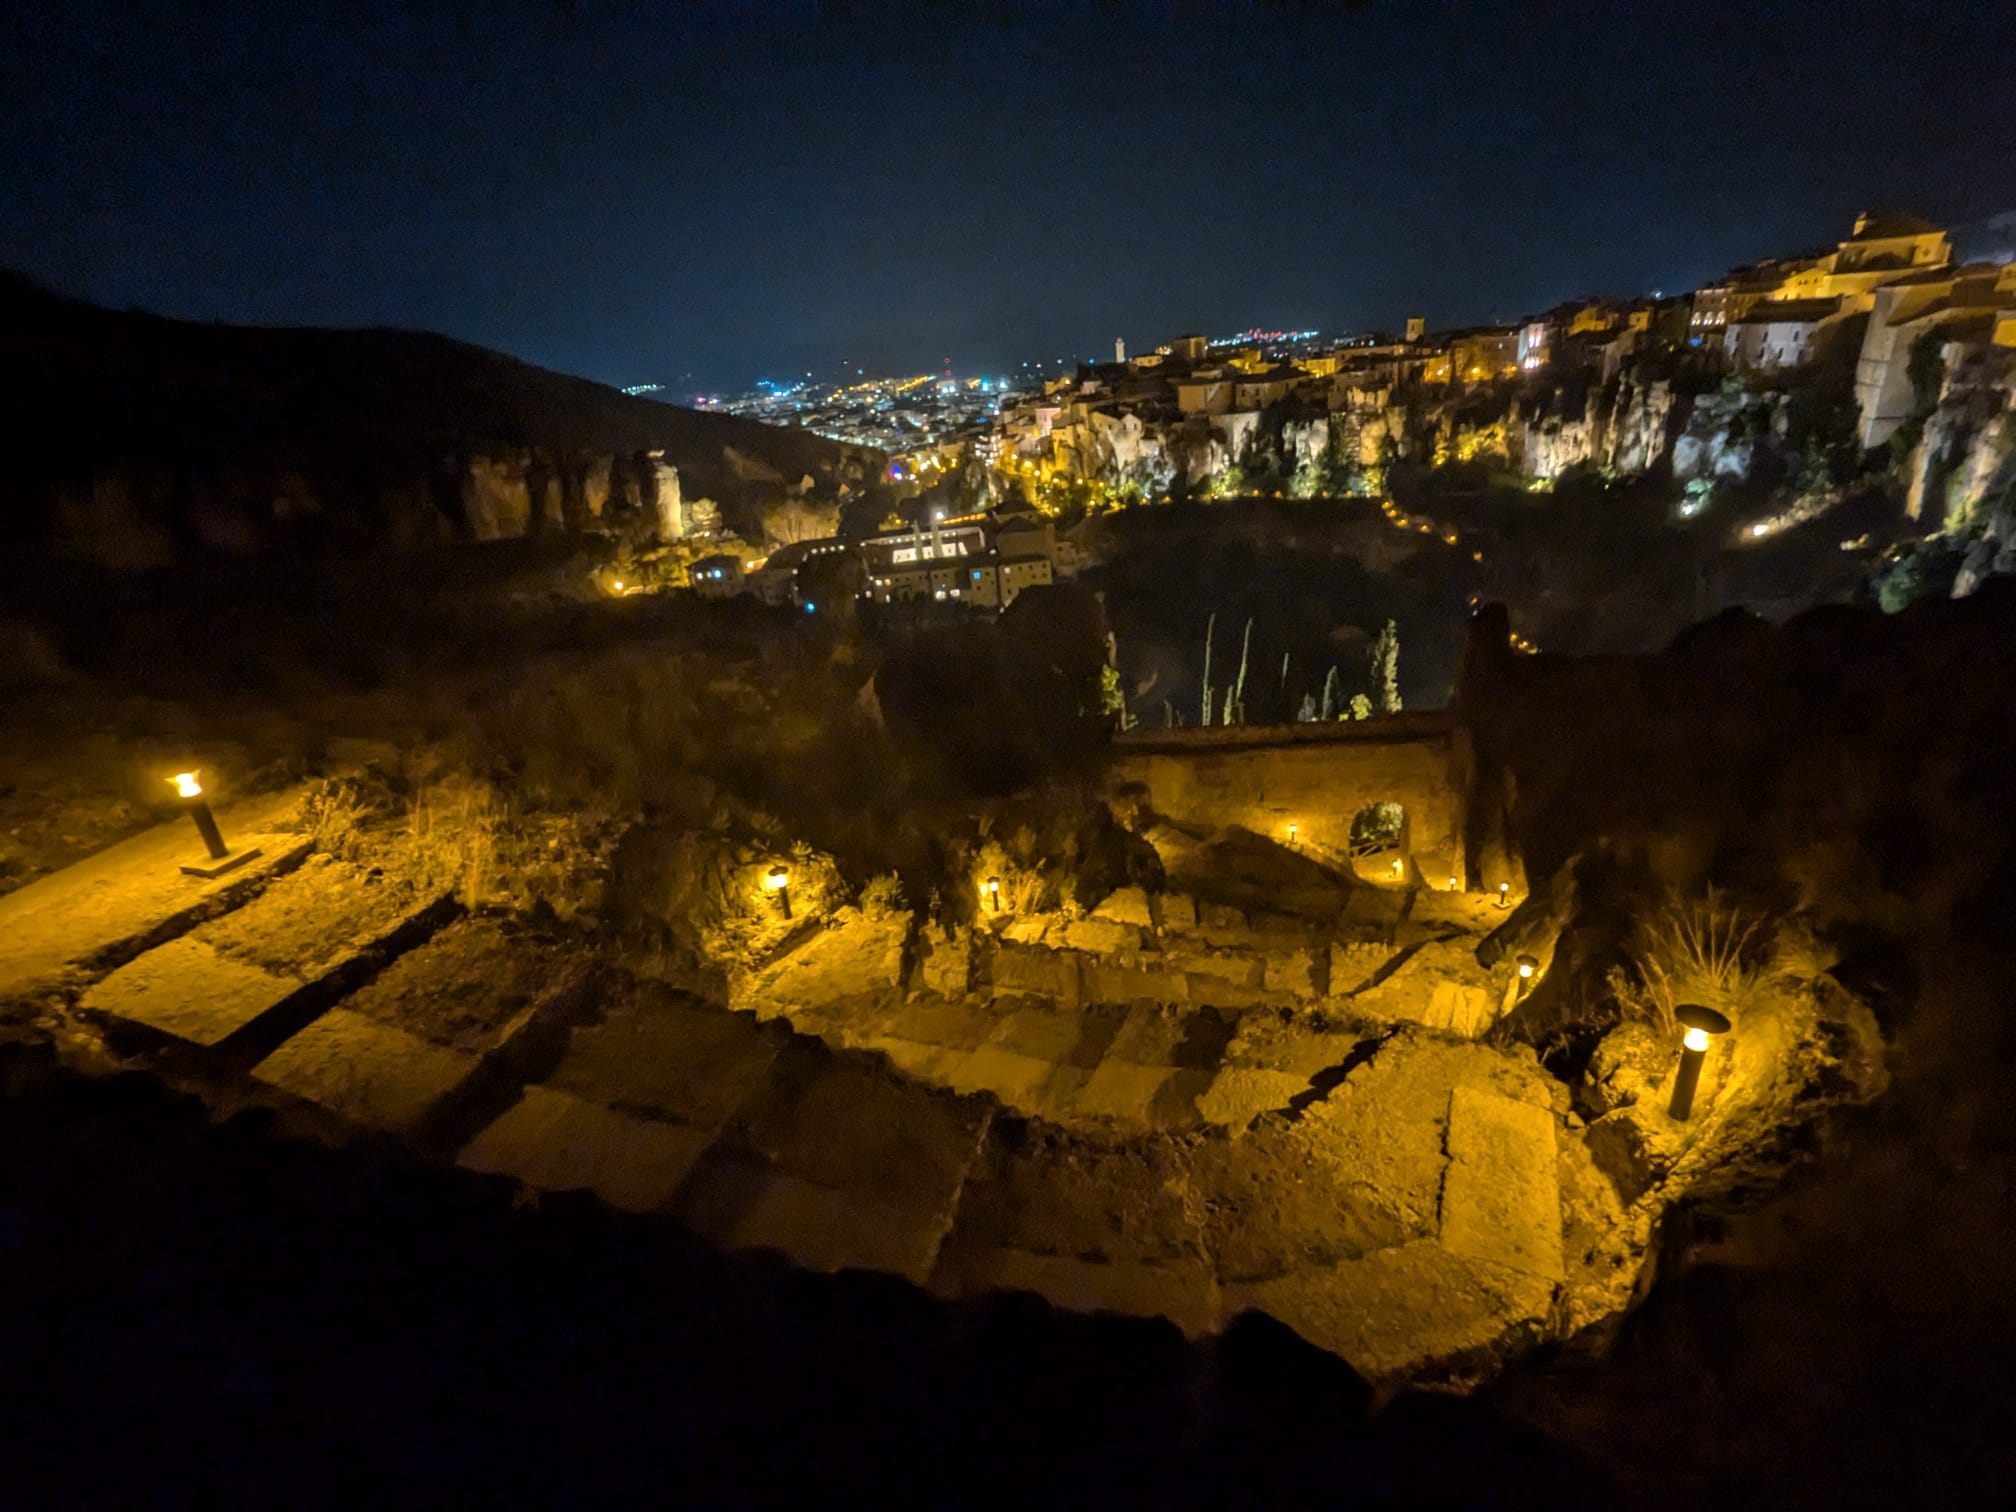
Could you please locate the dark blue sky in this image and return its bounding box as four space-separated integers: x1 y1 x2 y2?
5 0 2012 391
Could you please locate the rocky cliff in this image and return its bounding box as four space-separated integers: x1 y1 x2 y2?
1910 345 2016 595
1 272 875 568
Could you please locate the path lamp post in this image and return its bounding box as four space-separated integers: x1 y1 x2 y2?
1667 1004 1732 1121
1496 881 1511 909
168 772 229 860
763 864 792 920
1498 952 1541 1019
985 876 1001 913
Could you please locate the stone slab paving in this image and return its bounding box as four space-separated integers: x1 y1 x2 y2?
932 1129 1220 1334
252 1007 481 1135
856 993 996 1082
332 914 587 1056
544 990 782 1130
1348 936 1498 1036
674 1163 954 1283
731 911 907 1021
77 870 449 1047
1439 1086 1565 1282
673 1048 993 1284
1227 1240 1557 1383
945 1043 1080 1112
1195 1067 1315 1131
80 936 303 1046
458 1085 714 1213
1072 1059 1214 1128
191 859 445 982
0 792 312 1001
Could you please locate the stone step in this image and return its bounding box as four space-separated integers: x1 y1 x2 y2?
457 1085 715 1213
672 1044 994 1284
0 786 313 1004
251 1007 484 1137
78 874 453 1054
1438 1085 1564 1283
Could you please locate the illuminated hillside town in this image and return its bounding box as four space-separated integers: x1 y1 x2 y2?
625 211 2015 659
6 3 2016 1506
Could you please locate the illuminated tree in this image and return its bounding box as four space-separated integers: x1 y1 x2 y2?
761 495 840 547
1102 633 1135 731
1369 619 1401 713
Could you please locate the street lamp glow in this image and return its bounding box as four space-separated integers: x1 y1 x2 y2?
1516 955 1536 980
1497 881 1511 908
168 770 230 861
1669 1004 1733 1120
985 875 1001 911
1286 823 1298 844
763 863 793 919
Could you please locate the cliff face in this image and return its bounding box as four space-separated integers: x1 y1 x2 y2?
997 372 1708 503
0 273 873 567
1909 346 2016 574
1514 376 1683 479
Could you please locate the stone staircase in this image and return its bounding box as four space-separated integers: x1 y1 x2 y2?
4 812 1594 1388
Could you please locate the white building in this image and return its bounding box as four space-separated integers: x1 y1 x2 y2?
1722 297 1846 371
690 553 746 599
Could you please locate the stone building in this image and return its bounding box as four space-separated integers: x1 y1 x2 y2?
1855 262 2016 445
1722 297 1849 371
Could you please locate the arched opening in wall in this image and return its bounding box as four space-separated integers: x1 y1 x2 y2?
1348 800 1411 884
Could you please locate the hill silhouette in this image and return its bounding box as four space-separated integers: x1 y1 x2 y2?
0 270 871 560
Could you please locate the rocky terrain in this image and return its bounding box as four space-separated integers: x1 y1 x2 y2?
8 546 2012 1506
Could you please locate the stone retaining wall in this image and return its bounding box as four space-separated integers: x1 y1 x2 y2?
1111 715 1466 885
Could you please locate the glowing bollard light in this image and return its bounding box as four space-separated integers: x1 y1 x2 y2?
1496 881 1511 910
1287 823 1298 845
1448 874 1459 891
1390 857 1405 879
985 876 1001 912
170 771 229 859
1667 1004 1732 1121
1500 952 1541 1017
763 864 793 920
167 771 262 878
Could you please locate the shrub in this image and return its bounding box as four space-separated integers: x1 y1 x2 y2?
1610 885 1774 1035
300 778 373 862
859 872 908 917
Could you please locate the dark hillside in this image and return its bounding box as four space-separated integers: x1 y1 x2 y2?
0 271 875 561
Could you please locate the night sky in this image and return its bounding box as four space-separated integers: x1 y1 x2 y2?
5 0 2012 392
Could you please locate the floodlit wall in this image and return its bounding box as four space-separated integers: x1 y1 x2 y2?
1110 712 1466 883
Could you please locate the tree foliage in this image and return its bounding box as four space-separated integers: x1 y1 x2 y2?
1368 619 1402 713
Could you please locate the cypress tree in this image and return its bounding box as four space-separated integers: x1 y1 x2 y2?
1369 619 1402 714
